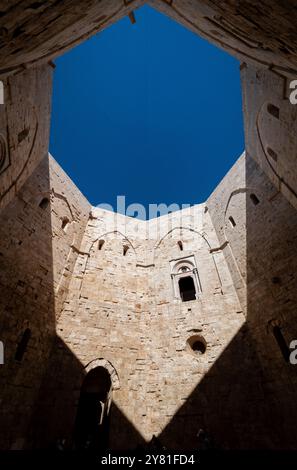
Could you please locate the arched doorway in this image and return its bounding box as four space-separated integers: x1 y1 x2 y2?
74 366 112 450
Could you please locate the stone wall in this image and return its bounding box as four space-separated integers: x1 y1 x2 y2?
208 151 297 449
1 1 297 77
0 154 90 449
34 190 246 450
1 150 297 449
241 64 297 210
0 1 297 451
207 153 246 313
0 65 53 212
245 154 297 449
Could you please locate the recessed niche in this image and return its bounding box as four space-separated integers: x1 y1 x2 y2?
61 217 69 232
187 335 207 356
39 197 49 210
250 193 260 205
229 216 236 227
267 103 280 119
267 146 278 162
98 239 105 250
18 128 30 143
15 328 31 362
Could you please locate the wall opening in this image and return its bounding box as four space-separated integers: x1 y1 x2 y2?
229 216 236 227
267 103 280 119
178 241 183 251
187 335 207 356
250 193 260 205
39 197 49 210
123 245 129 256
15 328 31 362
267 146 278 162
61 217 69 232
98 239 105 250
179 276 196 302
74 366 112 450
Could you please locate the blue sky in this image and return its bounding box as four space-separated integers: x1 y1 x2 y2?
50 5 244 216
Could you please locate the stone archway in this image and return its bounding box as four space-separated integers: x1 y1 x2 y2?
84 358 120 390
74 360 119 451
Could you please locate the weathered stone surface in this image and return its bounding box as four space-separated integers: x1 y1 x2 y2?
0 65 52 211
0 151 297 450
0 155 90 449
241 64 297 209
1 1 297 76
0 0 297 453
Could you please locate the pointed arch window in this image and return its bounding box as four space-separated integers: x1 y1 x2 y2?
170 255 201 301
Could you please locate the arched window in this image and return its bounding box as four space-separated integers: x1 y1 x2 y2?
267 103 280 119
123 245 129 256
229 216 236 227
39 197 49 210
98 239 105 250
179 276 196 302
61 217 69 232
250 193 260 205
170 255 201 301
15 328 31 362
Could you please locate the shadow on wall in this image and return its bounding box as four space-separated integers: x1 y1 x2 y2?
29 336 147 450
1 155 297 450
155 155 297 450
31 157 297 451
158 323 271 450
0 157 56 450
245 156 297 448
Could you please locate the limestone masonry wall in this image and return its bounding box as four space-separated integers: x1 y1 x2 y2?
1 150 297 449
207 153 246 313
241 64 297 210
34 196 245 449
1 0 297 453
208 152 297 448
0 154 90 449
0 65 53 213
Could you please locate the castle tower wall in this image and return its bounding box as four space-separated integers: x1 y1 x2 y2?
39 194 245 449
208 151 297 449
0 154 90 449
